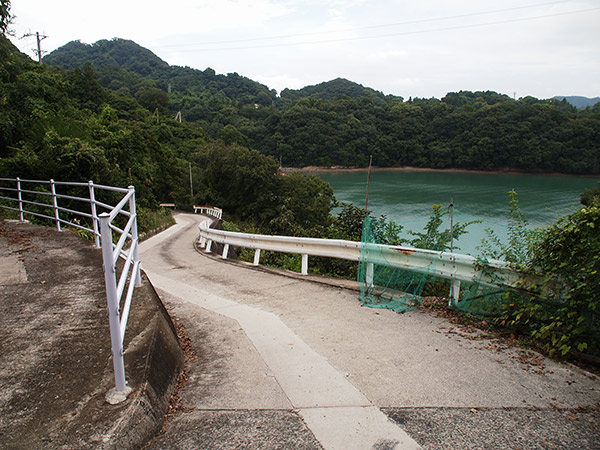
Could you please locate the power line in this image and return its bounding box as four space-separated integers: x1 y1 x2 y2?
161 6 599 53
152 0 585 51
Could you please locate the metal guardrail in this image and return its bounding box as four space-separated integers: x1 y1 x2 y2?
197 216 521 299
193 205 222 219
0 177 141 402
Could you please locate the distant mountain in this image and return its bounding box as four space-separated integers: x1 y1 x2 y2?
280 78 400 102
43 38 277 106
553 96 600 109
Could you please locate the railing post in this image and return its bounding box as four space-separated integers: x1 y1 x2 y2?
16 177 24 222
50 179 61 231
222 243 229 259
301 254 308 275
88 181 100 248
100 213 130 402
128 186 142 286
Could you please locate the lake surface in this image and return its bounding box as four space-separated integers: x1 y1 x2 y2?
315 170 598 256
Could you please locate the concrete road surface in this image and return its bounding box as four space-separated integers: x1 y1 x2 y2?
139 213 600 450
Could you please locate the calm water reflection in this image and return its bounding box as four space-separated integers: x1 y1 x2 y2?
315 170 598 255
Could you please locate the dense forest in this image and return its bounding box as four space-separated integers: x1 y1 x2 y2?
42 38 600 174
0 34 336 238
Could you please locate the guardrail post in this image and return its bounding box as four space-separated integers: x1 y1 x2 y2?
100 212 131 402
16 177 24 222
253 249 261 266
128 186 142 286
50 179 61 231
301 254 308 275
366 262 374 288
449 279 461 304
222 243 229 259
88 181 100 248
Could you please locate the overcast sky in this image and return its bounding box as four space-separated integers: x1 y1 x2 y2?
8 0 600 99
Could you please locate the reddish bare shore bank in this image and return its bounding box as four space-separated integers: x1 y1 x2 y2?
284 166 598 178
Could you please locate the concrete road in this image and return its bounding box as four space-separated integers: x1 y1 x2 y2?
139 213 600 450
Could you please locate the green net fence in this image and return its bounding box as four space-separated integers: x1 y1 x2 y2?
357 216 514 316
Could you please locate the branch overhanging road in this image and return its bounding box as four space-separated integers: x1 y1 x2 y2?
139 212 600 450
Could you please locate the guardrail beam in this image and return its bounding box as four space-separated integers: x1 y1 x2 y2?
198 218 522 291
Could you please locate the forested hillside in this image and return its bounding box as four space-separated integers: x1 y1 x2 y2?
43 39 277 107
0 35 334 236
42 38 600 174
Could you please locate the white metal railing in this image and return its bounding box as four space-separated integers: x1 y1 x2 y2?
0 177 141 401
197 217 521 299
193 205 222 219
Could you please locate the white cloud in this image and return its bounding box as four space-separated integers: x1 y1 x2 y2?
254 74 308 93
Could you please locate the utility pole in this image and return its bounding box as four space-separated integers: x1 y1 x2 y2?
365 154 373 212
23 31 48 63
189 162 194 199
449 198 454 253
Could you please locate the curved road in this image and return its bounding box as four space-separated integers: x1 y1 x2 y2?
139 213 599 450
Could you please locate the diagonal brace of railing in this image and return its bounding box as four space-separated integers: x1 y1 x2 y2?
98 185 142 403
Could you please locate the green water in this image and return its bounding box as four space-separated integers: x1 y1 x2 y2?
316 170 598 256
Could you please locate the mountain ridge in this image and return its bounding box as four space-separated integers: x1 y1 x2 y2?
553 96 600 109
43 38 402 104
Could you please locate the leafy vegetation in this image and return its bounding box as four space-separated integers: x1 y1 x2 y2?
523 201 600 357
476 191 600 360
408 203 480 252
0 0 11 35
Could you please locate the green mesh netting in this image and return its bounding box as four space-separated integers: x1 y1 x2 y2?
357 217 514 317
358 216 432 312
449 280 512 318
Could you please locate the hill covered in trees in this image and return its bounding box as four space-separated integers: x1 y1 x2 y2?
279 78 394 103
553 96 600 110
43 39 277 107
42 38 600 175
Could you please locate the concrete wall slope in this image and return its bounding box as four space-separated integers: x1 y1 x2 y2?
0 219 183 449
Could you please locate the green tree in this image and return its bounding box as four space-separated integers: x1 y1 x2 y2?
581 182 600 206
1 0 11 35
137 87 168 113
67 62 106 110
268 172 335 236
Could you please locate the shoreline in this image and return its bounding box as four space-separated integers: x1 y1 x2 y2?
283 166 599 178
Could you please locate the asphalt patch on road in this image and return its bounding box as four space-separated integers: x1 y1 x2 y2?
383 406 600 449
